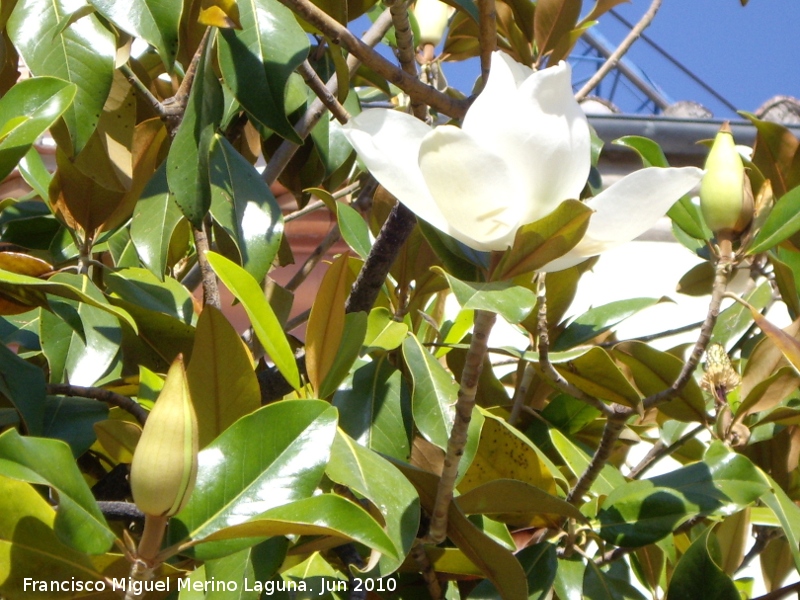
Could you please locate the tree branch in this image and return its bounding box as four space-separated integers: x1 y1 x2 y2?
575 0 662 101
426 309 496 544
628 423 705 479
47 383 148 425
296 60 351 124
194 216 221 309
386 0 429 121
276 0 467 118
263 10 394 186
477 0 496 88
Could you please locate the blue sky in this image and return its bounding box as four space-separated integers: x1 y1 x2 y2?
426 0 800 119
600 0 800 118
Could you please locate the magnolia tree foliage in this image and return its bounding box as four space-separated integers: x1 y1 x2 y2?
1 0 800 598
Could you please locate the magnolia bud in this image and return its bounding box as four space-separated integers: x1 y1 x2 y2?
700 122 754 238
130 356 198 517
413 0 455 46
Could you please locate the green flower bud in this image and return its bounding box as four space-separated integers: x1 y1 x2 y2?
413 0 455 46
700 122 753 238
130 356 198 517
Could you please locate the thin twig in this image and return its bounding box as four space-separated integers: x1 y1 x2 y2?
162 28 212 136
119 64 164 116
47 383 148 425
285 225 341 293
411 541 443 599
426 309 497 544
536 277 614 418
386 0 428 121
575 0 662 101
275 0 467 118
296 60 351 124
477 0 496 88
508 360 535 426
263 10 394 186
566 408 627 505
628 423 705 479
752 580 800 600
642 255 731 411
598 320 704 348
194 216 221 309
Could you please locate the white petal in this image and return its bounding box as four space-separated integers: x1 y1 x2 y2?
541 166 704 272
418 125 519 251
464 58 591 226
342 109 449 232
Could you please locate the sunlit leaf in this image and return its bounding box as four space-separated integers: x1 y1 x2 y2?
437 268 536 324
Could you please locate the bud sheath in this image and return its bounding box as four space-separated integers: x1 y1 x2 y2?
130 356 198 517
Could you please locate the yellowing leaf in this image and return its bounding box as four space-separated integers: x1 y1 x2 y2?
459 413 557 496
732 295 800 375
93 419 142 463
187 305 260 447
199 0 242 28
305 253 351 394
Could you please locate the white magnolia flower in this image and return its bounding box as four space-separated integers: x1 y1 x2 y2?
342 51 703 271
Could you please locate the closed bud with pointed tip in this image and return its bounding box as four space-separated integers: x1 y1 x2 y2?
700 122 754 239
130 355 198 517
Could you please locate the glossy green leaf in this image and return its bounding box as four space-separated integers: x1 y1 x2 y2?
402 334 458 449
333 357 411 460
188 306 261 448
209 134 284 282
7 0 114 154
612 341 708 423
337 201 372 260
0 429 114 554
710 282 771 347
201 494 396 560
768 252 800 319
40 273 121 386
749 185 800 254
0 476 104 596
89 0 182 70
437 268 536 324
43 395 108 457
456 479 585 527
553 297 664 351
552 347 642 408
167 34 223 228
613 136 669 169
583 560 648 600
207 251 300 390
217 0 308 143
0 77 76 182
0 342 46 435
105 268 194 324
493 199 593 280
130 164 185 279
363 307 408 352
204 538 288 600
319 311 368 398
550 428 626 497
18 147 53 201
597 442 768 547
171 400 337 559
326 430 419 574
666 527 740 600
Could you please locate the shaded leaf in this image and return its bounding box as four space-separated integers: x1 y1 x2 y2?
553 347 642 408
0 77 76 182
533 0 580 60
0 343 46 434
217 0 308 142
337 201 371 260
0 429 114 554
209 134 284 282
187 306 261 448
493 200 592 280
666 527 740 600
326 430 419 574
749 184 800 254
437 268 536 325
333 357 411 460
